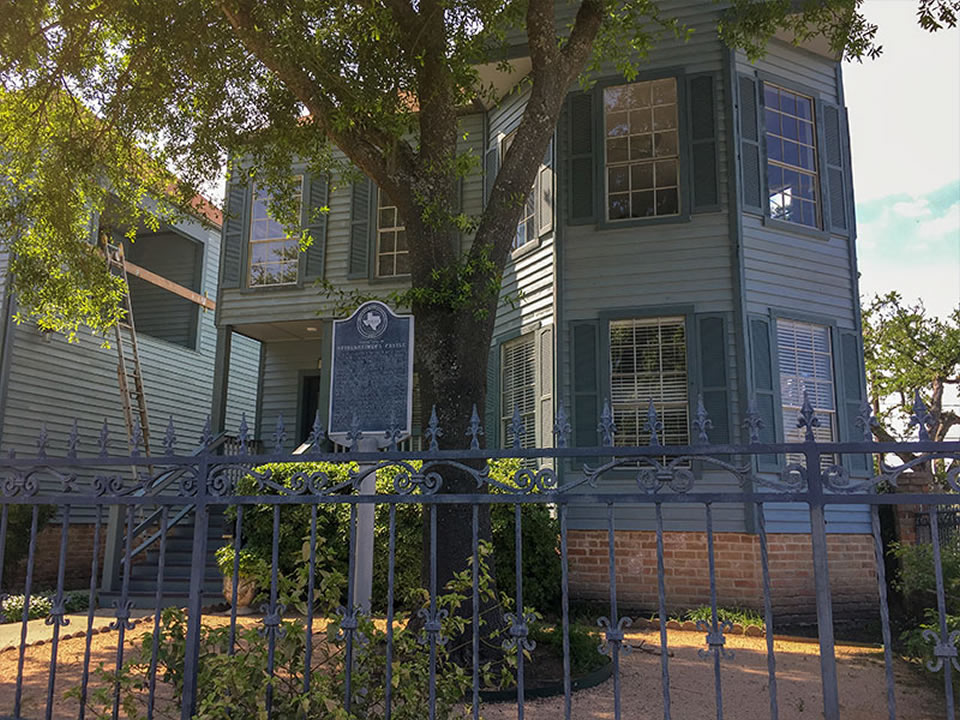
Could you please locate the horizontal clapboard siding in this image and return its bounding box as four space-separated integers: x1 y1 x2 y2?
257 339 326 443
736 41 839 104
218 115 486 328
0 214 260 522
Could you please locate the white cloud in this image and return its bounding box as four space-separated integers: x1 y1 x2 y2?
917 202 960 239
858 254 959 318
891 197 931 219
844 1 960 203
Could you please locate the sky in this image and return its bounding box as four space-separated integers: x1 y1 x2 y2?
844 0 960 319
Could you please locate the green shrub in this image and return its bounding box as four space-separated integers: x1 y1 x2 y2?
214 546 270 585
890 541 960 617
683 606 765 629
1 504 56 580
1 593 52 622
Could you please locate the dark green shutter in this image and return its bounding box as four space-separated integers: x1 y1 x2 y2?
348 177 374 279
221 177 249 289
571 322 600 448
821 102 849 235
749 316 781 470
485 343 499 449
302 173 329 281
567 92 596 224
738 75 763 214
697 316 730 443
688 74 719 212
840 331 870 475
484 145 499 207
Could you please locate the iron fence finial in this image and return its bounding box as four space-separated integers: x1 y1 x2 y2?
553 402 572 448
743 399 764 444
798 392 820 442
67 418 79 459
200 415 213 448
99 418 110 458
346 413 362 451
693 394 713 445
598 399 617 447
36 423 48 459
510 406 525 450
645 399 663 447
308 410 325 451
131 418 144 457
466 404 483 450
425 405 442 451
855 400 879 442
238 413 250 454
163 416 177 456
909 390 934 442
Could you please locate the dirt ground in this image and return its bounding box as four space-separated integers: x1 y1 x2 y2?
0 616 946 719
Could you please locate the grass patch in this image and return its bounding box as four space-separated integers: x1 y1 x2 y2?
679 606 765 629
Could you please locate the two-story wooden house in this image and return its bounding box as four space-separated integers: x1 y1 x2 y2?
210 3 873 620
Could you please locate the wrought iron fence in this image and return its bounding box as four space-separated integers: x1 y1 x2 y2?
0 393 959 720
917 506 960 549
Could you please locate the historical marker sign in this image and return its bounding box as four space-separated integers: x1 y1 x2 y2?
328 300 414 447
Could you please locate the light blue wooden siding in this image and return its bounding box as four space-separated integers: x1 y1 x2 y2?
736 41 839 104
0 214 260 521
218 115 485 329
256 338 326 443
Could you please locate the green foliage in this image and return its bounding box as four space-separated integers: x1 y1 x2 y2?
1 593 52 622
682 605 765 630
527 622 607 676
214 545 270 585
69 542 518 720
1 504 55 581
891 541 960 617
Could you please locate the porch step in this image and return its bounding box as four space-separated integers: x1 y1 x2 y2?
99 508 230 611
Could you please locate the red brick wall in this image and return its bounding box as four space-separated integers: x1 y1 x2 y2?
6 524 105 591
568 530 877 621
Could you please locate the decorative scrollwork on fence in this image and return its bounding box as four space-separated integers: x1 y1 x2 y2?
597 615 633 656
260 602 288 640
503 611 537 652
697 618 734 660
417 606 449 647
922 628 960 674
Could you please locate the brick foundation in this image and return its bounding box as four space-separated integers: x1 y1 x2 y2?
5 524 106 591
568 530 877 621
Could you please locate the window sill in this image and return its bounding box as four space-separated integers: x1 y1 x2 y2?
762 215 830 241
509 233 546 262
594 213 690 231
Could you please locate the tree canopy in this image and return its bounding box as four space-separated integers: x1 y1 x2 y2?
2 0 957 341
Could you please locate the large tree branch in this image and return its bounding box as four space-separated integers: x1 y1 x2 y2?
527 0 560 70
873 423 920 465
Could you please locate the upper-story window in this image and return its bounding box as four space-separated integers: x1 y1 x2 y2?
604 78 680 221
501 130 538 250
376 190 409 277
764 84 819 228
249 178 302 287
501 334 537 449
609 317 688 446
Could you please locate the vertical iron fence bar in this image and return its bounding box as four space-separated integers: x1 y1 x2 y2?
265 504 281 719
228 505 243 655
755 503 778 720
304 504 318 700
655 502 671 720
705 503 724 720
44 504 72 720
0 504 7 595
472 504 480 720
930 508 956 719
112 504 135 720
13 504 39 719
78 505 104 720
805 445 840 720
606 502 622 720
147 507 170 720
428 504 438 720
870 506 896 720
560 503 572 720
344 504 357 714
514 504 526 719
386 505 397 720
182 452 211 720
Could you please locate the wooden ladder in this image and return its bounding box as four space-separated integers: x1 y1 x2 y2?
103 236 152 456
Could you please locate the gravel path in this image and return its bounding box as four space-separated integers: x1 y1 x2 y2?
0 617 945 719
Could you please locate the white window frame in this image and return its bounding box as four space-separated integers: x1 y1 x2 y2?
500 334 538 450
609 316 689 447
602 78 681 222
248 177 303 288
763 83 820 229
375 189 409 278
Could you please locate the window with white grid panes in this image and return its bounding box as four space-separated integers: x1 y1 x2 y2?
501 130 539 250
764 84 820 228
777 319 836 466
501 334 537 450
604 78 680 221
609 317 688 447
248 178 302 287
376 190 409 277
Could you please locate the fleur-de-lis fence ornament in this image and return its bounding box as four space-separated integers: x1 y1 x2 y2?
645 399 663 447
502 611 538 652
908 390 935 442
384 415 403 451
335 605 368 646
697 618 735 660
797 391 820 442
36 424 48 459
597 615 633 656
598 399 617 447
259 602 288 640
553 402 572 448
273 415 287 453
98 419 110 458
130 418 144 457
465 404 484 449
743 399 764 444
45 597 69 627
425 405 443 451
307 410 325 451
855 400 878 442
346 413 363 452
922 628 960 674
109 599 136 631
692 394 713 445
163 416 177 456
237 413 250 454
199 415 213 448
510 406 525 450
67 419 80 460
417 606 450 647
